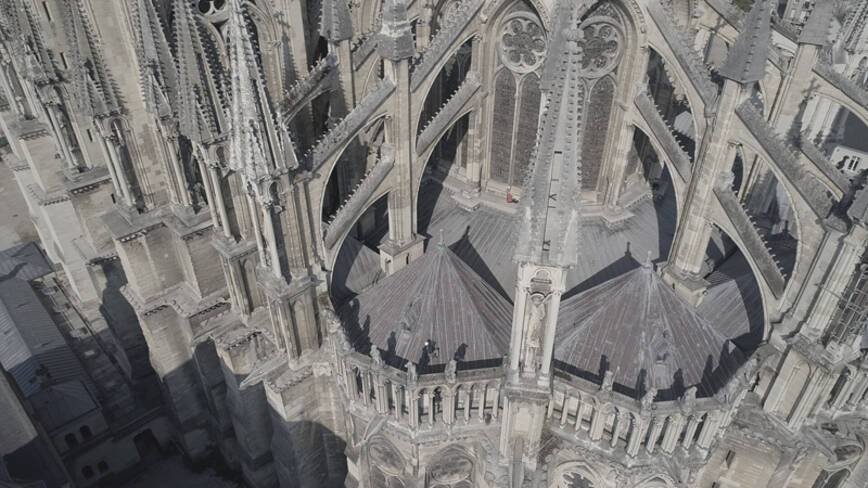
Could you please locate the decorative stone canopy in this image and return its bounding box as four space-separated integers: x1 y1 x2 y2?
341 242 512 367
554 261 746 400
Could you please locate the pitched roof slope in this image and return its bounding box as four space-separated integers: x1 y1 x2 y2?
555 263 744 399
718 0 771 84
342 243 513 366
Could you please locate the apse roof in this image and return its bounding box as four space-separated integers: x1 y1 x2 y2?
341 242 513 368
554 261 745 400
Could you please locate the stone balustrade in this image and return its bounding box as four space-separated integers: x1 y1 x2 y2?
547 370 735 459
338 351 506 431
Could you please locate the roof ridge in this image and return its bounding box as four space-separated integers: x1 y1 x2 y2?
442 251 512 352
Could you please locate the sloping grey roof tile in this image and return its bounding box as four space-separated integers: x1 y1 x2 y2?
342 243 512 366
555 264 745 399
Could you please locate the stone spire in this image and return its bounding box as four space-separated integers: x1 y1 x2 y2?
798 0 835 46
319 0 353 42
718 0 771 84
173 0 221 142
63 0 120 117
513 7 584 269
377 0 415 60
227 0 297 198
134 0 176 115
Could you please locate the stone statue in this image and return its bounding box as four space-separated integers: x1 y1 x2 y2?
601 370 615 393
370 347 382 368
322 308 341 334
523 293 547 373
641 387 658 410
445 359 457 383
682 386 697 410
406 362 417 383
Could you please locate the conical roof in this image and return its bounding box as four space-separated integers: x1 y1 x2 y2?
554 263 744 399
341 243 513 367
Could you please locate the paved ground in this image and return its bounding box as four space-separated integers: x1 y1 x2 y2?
120 455 242 488
0 154 38 249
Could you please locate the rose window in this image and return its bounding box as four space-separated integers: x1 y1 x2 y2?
499 14 547 73
576 20 622 78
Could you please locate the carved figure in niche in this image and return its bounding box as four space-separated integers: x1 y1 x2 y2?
445 359 457 383
522 292 548 374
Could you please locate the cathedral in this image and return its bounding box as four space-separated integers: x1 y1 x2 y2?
1 0 868 486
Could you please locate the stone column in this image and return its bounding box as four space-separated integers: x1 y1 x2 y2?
682 415 700 449
589 405 607 441
788 368 832 429
626 416 647 457
664 80 742 300
611 410 625 448
261 204 284 279
603 119 636 207
661 415 684 453
207 164 233 238
645 417 664 453
696 411 721 449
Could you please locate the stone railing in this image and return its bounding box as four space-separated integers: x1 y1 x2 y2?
305 79 395 172
814 63 868 112
281 54 337 120
415 73 481 154
409 0 484 92
338 350 506 431
736 101 834 218
648 2 719 105
635 91 693 181
323 148 395 248
547 370 735 459
714 186 787 296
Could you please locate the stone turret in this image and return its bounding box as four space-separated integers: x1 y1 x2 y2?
377 0 415 60
718 0 771 84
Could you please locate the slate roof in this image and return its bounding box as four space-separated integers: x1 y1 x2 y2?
341 243 513 367
28 379 98 432
554 263 745 400
719 0 771 84
0 242 52 282
0 243 88 398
